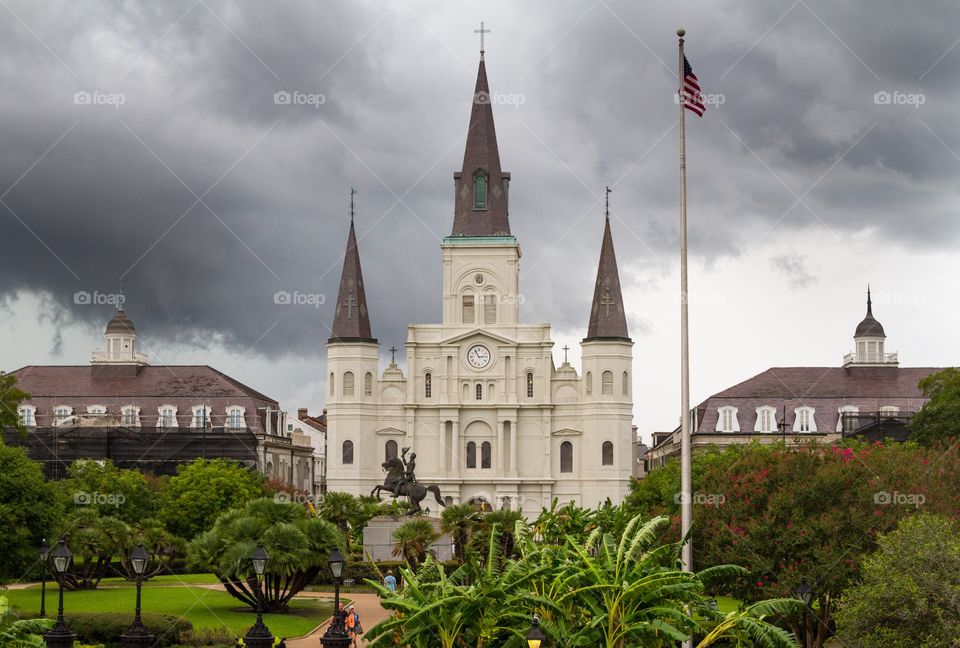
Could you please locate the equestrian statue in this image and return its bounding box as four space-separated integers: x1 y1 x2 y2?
371 447 445 515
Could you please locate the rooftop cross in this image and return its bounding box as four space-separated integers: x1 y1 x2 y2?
350 187 357 223
389 346 397 364
474 21 491 56
562 345 570 364
601 288 615 317
605 185 612 220
344 290 356 319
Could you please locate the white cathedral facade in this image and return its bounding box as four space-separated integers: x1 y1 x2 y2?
324 52 634 515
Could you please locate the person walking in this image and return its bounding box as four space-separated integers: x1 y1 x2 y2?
345 603 361 646
383 570 397 593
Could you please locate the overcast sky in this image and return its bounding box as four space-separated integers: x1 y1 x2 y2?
1 0 958 442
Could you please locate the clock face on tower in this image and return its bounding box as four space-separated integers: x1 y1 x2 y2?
467 344 491 369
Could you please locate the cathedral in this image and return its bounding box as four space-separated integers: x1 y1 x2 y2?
324 52 634 514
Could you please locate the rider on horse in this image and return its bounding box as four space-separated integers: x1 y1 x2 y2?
396 447 417 494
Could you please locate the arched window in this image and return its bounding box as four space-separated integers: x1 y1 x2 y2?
526 372 534 398
385 439 398 461
560 441 573 473
425 373 432 399
483 293 497 324
476 383 483 400
602 441 614 466
121 406 139 427
481 441 492 469
462 383 470 401
226 407 245 429
755 406 777 433
622 371 629 397
837 405 859 433
462 294 475 324
343 371 355 396
342 440 354 465
474 172 488 210
487 383 495 401
329 372 335 396
601 371 614 395
585 372 593 396
364 372 373 396
466 441 477 469
159 407 177 429
793 406 817 433
18 405 35 427
716 406 739 432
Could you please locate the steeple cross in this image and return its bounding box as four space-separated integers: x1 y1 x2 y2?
390 346 397 364
475 21 491 55
350 187 357 223
562 345 570 364
344 290 357 319
605 186 612 219
601 289 615 317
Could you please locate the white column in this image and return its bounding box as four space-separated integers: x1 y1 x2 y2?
451 419 460 478
510 419 518 477
497 420 505 475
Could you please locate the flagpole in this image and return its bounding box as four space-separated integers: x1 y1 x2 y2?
677 27 693 576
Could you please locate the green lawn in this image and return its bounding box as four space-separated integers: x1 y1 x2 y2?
4 583 333 637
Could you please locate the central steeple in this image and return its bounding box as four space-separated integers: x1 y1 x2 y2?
451 53 511 237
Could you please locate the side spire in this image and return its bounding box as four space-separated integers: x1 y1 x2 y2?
329 190 376 343
585 190 630 342
450 45 511 237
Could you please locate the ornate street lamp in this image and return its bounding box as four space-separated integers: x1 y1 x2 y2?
38 539 49 618
526 615 546 648
794 578 813 647
320 547 350 648
44 540 76 648
121 544 154 647
243 546 274 648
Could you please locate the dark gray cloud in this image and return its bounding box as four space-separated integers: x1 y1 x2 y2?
1 0 958 369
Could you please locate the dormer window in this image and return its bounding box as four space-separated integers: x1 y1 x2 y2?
473 173 488 210
191 405 213 428
121 406 140 427
18 405 36 427
87 405 107 415
226 406 245 429
755 406 777 433
53 406 73 427
794 406 817 433
158 405 178 429
716 406 739 432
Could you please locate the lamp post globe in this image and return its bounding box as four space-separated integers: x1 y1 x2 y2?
120 544 155 647
44 540 76 648
320 547 351 648
526 615 546 648
243 546 274 648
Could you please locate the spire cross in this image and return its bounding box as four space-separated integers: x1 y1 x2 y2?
350 187 357 223
605 186 611 219
601 289 615 317
562 345 570 364
389 346 397 364
344 290 357 319
474 21 491 55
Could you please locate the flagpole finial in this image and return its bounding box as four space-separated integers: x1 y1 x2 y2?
677 27 685 37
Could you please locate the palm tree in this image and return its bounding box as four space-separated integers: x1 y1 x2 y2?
697 599 802 648
391 519 439 570
317 491 362 534
441 503 480 562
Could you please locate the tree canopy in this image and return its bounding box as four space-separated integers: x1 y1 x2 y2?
910 367 960 445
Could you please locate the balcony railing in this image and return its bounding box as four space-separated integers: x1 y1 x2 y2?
843 352 899 365
840 411 915 437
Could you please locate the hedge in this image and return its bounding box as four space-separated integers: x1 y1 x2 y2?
64 611 192 647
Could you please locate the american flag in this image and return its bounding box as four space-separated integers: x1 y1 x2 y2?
681 55 706 116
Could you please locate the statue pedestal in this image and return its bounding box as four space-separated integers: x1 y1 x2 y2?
362 515 453 562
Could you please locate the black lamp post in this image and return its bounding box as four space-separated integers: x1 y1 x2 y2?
243 546 274 648
526 615 546 648
320 547 350 648
794 578 813 647
44 540 76 648
121 544 154 647
39 539 49 618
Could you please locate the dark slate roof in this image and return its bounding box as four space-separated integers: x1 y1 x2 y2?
105 309 136 335
329 219 376 343
450 56 511 237
855 291 885 338
695 366 940 433
584 216 630 341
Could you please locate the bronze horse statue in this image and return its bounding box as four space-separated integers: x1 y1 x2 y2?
371 456 445 515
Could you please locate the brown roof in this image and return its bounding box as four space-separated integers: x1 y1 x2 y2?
450 56 511 237
328 218 376 343
855 288 885 338
105 309 136 335
584 215 630 341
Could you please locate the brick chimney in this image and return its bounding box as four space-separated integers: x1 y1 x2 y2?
297 407 308 420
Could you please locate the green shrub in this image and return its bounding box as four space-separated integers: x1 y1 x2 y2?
177 626 238 647
64 611 191 647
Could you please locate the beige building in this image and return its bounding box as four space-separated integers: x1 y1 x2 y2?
324 52 635 514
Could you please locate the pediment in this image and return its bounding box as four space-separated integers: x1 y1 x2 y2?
441 328 516 347
376 427 405 436
552 428 582 437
